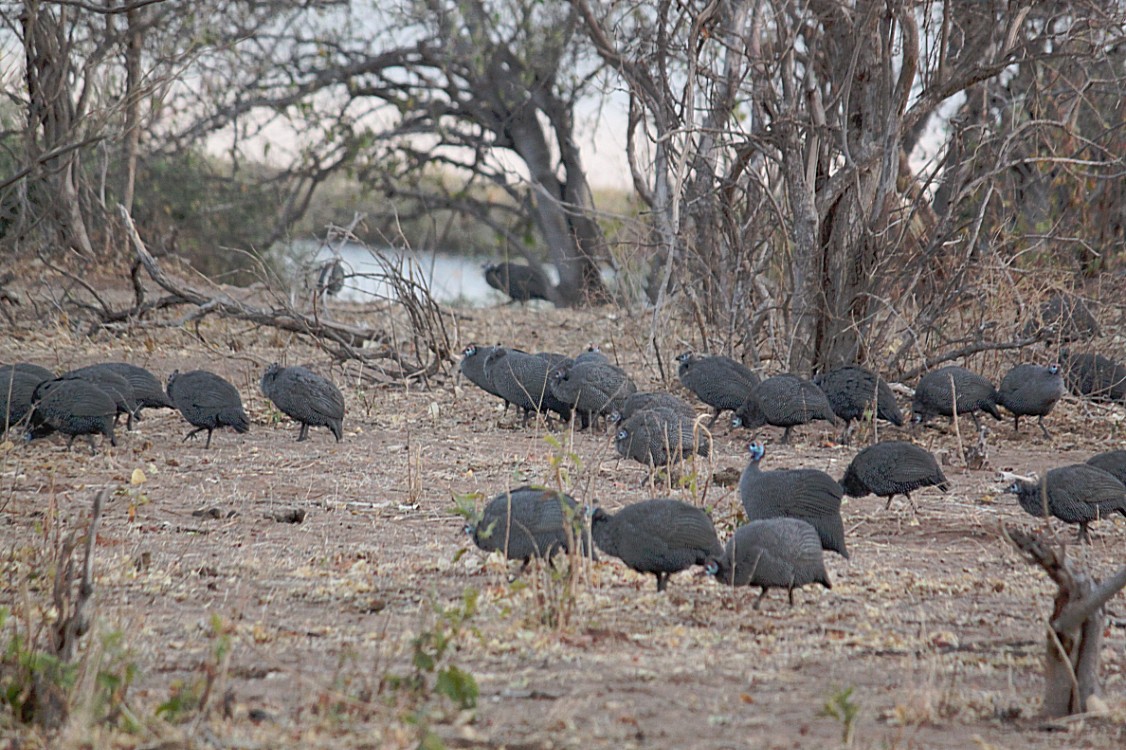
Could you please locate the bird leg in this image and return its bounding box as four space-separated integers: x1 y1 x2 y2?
1037 416 1052 439
752 587 770 610
297 423 309 442
781 426 793 444
204 428 214 449
1012 415 1021 433
656 572 669 592
1077 522 1091 545
787 586 795 607
183 427 206 443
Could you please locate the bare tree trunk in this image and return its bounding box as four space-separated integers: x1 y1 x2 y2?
120 8 144 214
1006 526 1126 717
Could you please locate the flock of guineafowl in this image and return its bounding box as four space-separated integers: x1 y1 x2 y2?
0 361 344 452
4 294 1126 608
457 339 1126 607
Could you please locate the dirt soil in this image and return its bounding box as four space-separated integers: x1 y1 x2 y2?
2 289 1125 749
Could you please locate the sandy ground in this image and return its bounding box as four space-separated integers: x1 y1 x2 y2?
1 293 1125 749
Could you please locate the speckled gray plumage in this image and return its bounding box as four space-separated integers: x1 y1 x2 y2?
484 348 572 424
813 365 903 442
550 360 636 430
709 519 831 609
612 391 696 424
1 368 46 434
1 362 54 383
93 362 176 413
738 444 848 558
167 369 250 449
1058 350 1126 403
1086 450 1126 486
63 365 139 430
676 352 760 425
732 374 838 444
615 406 709 468
997 363 1065 437
457 344 503 400
1004 464 1126 543
591 499 723 591
261 363 345 442
911 366 1001 426
469 486 586 565
1024 294 1099 343
27 378 117 454
839 440 949 507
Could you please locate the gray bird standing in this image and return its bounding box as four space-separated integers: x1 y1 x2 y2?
676 352 760 426
466 486 588 571
589 499 723 592
996 363 1065 438
261 363 345 442
738 442 848 558
706 518 832 609
1003 465 1126 543
167 369 250 449
911 365 1002 428
813 365 903 444
732 374 838 444
838 440 949 509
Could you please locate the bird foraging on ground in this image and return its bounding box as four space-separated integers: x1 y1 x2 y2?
167 369 250 449
1002 465 1126 544
706 518 832 610
589 499 723 592
261 363 345 442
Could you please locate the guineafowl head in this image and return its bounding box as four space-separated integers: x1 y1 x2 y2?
1047 363 1060 375
731 415 743 428
261 363 283 392
462 344 478 358
615 427 630 446
607 410 623 424
552 365 570 384
675 351 694 364
747 442 766 463
704 559 719 577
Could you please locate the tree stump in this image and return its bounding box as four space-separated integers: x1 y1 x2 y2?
1005 526 1126 717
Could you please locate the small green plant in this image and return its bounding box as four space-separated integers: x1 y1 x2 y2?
384 589 481 748
821 685 861 746
156 613 232 724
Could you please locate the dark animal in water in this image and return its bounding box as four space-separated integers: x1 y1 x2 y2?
1057 350 1126 403
1003 465 1126 543
27 378 117 454
590 499 723 592
466 486 588 570
738 442 848 558
996 363 1065 438
813 365 903 443
731 374 838 444
261 363 345 442
676 352 760 426
484 262 552 303
911 365 1001 428
615 406 709 468
838 440 950 509
166 369 250 449
706 518 832 609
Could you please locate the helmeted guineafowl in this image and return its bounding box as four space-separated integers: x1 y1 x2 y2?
676 352 760 426
1058 350 1126 403
813 365 903 444
997 363 1065 438
64 365 140 430
466 486 587 570
484 347 572 425
839 440 950 509
88 362 176 416
1024 294 1099 343
732 374 838 444
1003 464 1126 543
911 365 1002 428
706 518 832 609
1086 450 1126 485
738 442 848 558
26 378 117 454
590 498 723 592
610 391 696 424
484 262 552 303
261 363 345 442
615 406 709 468
1 367 48 435
166 369 250 449
457 344 503 401
550 360 636 430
